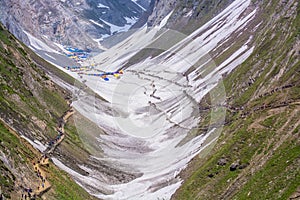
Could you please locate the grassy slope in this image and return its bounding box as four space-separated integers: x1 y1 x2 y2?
0 23 68 139
0 24 97 199
173 0 300 199
0 121 34 199
0 120 96 200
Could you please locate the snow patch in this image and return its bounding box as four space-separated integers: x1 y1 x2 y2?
131 0 146 11
21 135 48 152
125 17 138 25
157 11 173 29
89 19 104 28
101 18 134 34
184 10 193 18
44 53 56 60
97 3 109 9
23 30 59 53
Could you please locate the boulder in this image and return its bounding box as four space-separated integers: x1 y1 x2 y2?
238 163 249 169
230 162 239 171
208 173 214 178
217 158 227 166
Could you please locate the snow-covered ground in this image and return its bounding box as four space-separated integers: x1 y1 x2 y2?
34 0 257 199
101 17 138 34
21 135 48 152
23 31 60 54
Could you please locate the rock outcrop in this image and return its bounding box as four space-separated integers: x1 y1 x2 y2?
0 0 152 50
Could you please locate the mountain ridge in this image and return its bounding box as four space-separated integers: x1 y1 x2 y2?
0 23 97 199
0 0 152 51
0 0 299 199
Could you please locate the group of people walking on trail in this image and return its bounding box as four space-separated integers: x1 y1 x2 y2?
19 108 73 199
199 83 298 115
258 84 295 98
20 187 33 200
20 126 64 199
20 155 49 199
48 130 63 147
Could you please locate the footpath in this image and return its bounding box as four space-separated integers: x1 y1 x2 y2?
21 107 74 199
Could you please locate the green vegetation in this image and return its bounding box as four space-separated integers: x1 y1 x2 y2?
0 24 69 138
173 0 300 199
0 122 29 198
48 164 96 200
174 99 299 199
0 23 96 199
26 48 76 86
64 121 84 149
235 140 300 200
0 121 95 200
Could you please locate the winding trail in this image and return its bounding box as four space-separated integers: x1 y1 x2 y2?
45 108 74 154
22 107 75 199
32 157 51 196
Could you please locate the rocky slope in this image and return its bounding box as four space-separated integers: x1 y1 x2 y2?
172 0 300 199
147 0 234 33
0 0 299 199
45 0 299 199
0 0 152 50
0 23 97 200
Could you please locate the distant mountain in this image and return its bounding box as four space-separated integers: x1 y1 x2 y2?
0 0 152 50
1 0 299 199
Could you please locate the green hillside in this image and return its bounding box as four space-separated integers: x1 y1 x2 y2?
173 0 300 199
0 23 96 200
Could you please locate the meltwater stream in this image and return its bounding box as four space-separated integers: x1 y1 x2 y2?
50 0 257 199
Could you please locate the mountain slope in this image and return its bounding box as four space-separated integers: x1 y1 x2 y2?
0 0 152 50
47 0 299 199
172 0 300 199
0 23 97 200
44 0 261 199
0 0 299 199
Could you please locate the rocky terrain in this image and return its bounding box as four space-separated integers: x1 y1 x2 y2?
172 0 300 199
0 0 299 199
0 0 152 50
0 23 97 199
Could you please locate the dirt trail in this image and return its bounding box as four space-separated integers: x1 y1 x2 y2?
20 107 75 199
33 157 51 195
46 108 74 154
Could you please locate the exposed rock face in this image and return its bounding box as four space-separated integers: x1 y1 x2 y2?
31 116 47 131
0 0 152 50
147 0 177 26
147 0 234 34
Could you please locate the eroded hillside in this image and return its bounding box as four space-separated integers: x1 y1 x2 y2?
0 0 299 199
0 23 96 200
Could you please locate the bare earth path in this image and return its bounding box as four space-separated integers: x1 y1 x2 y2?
19 107 75 199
